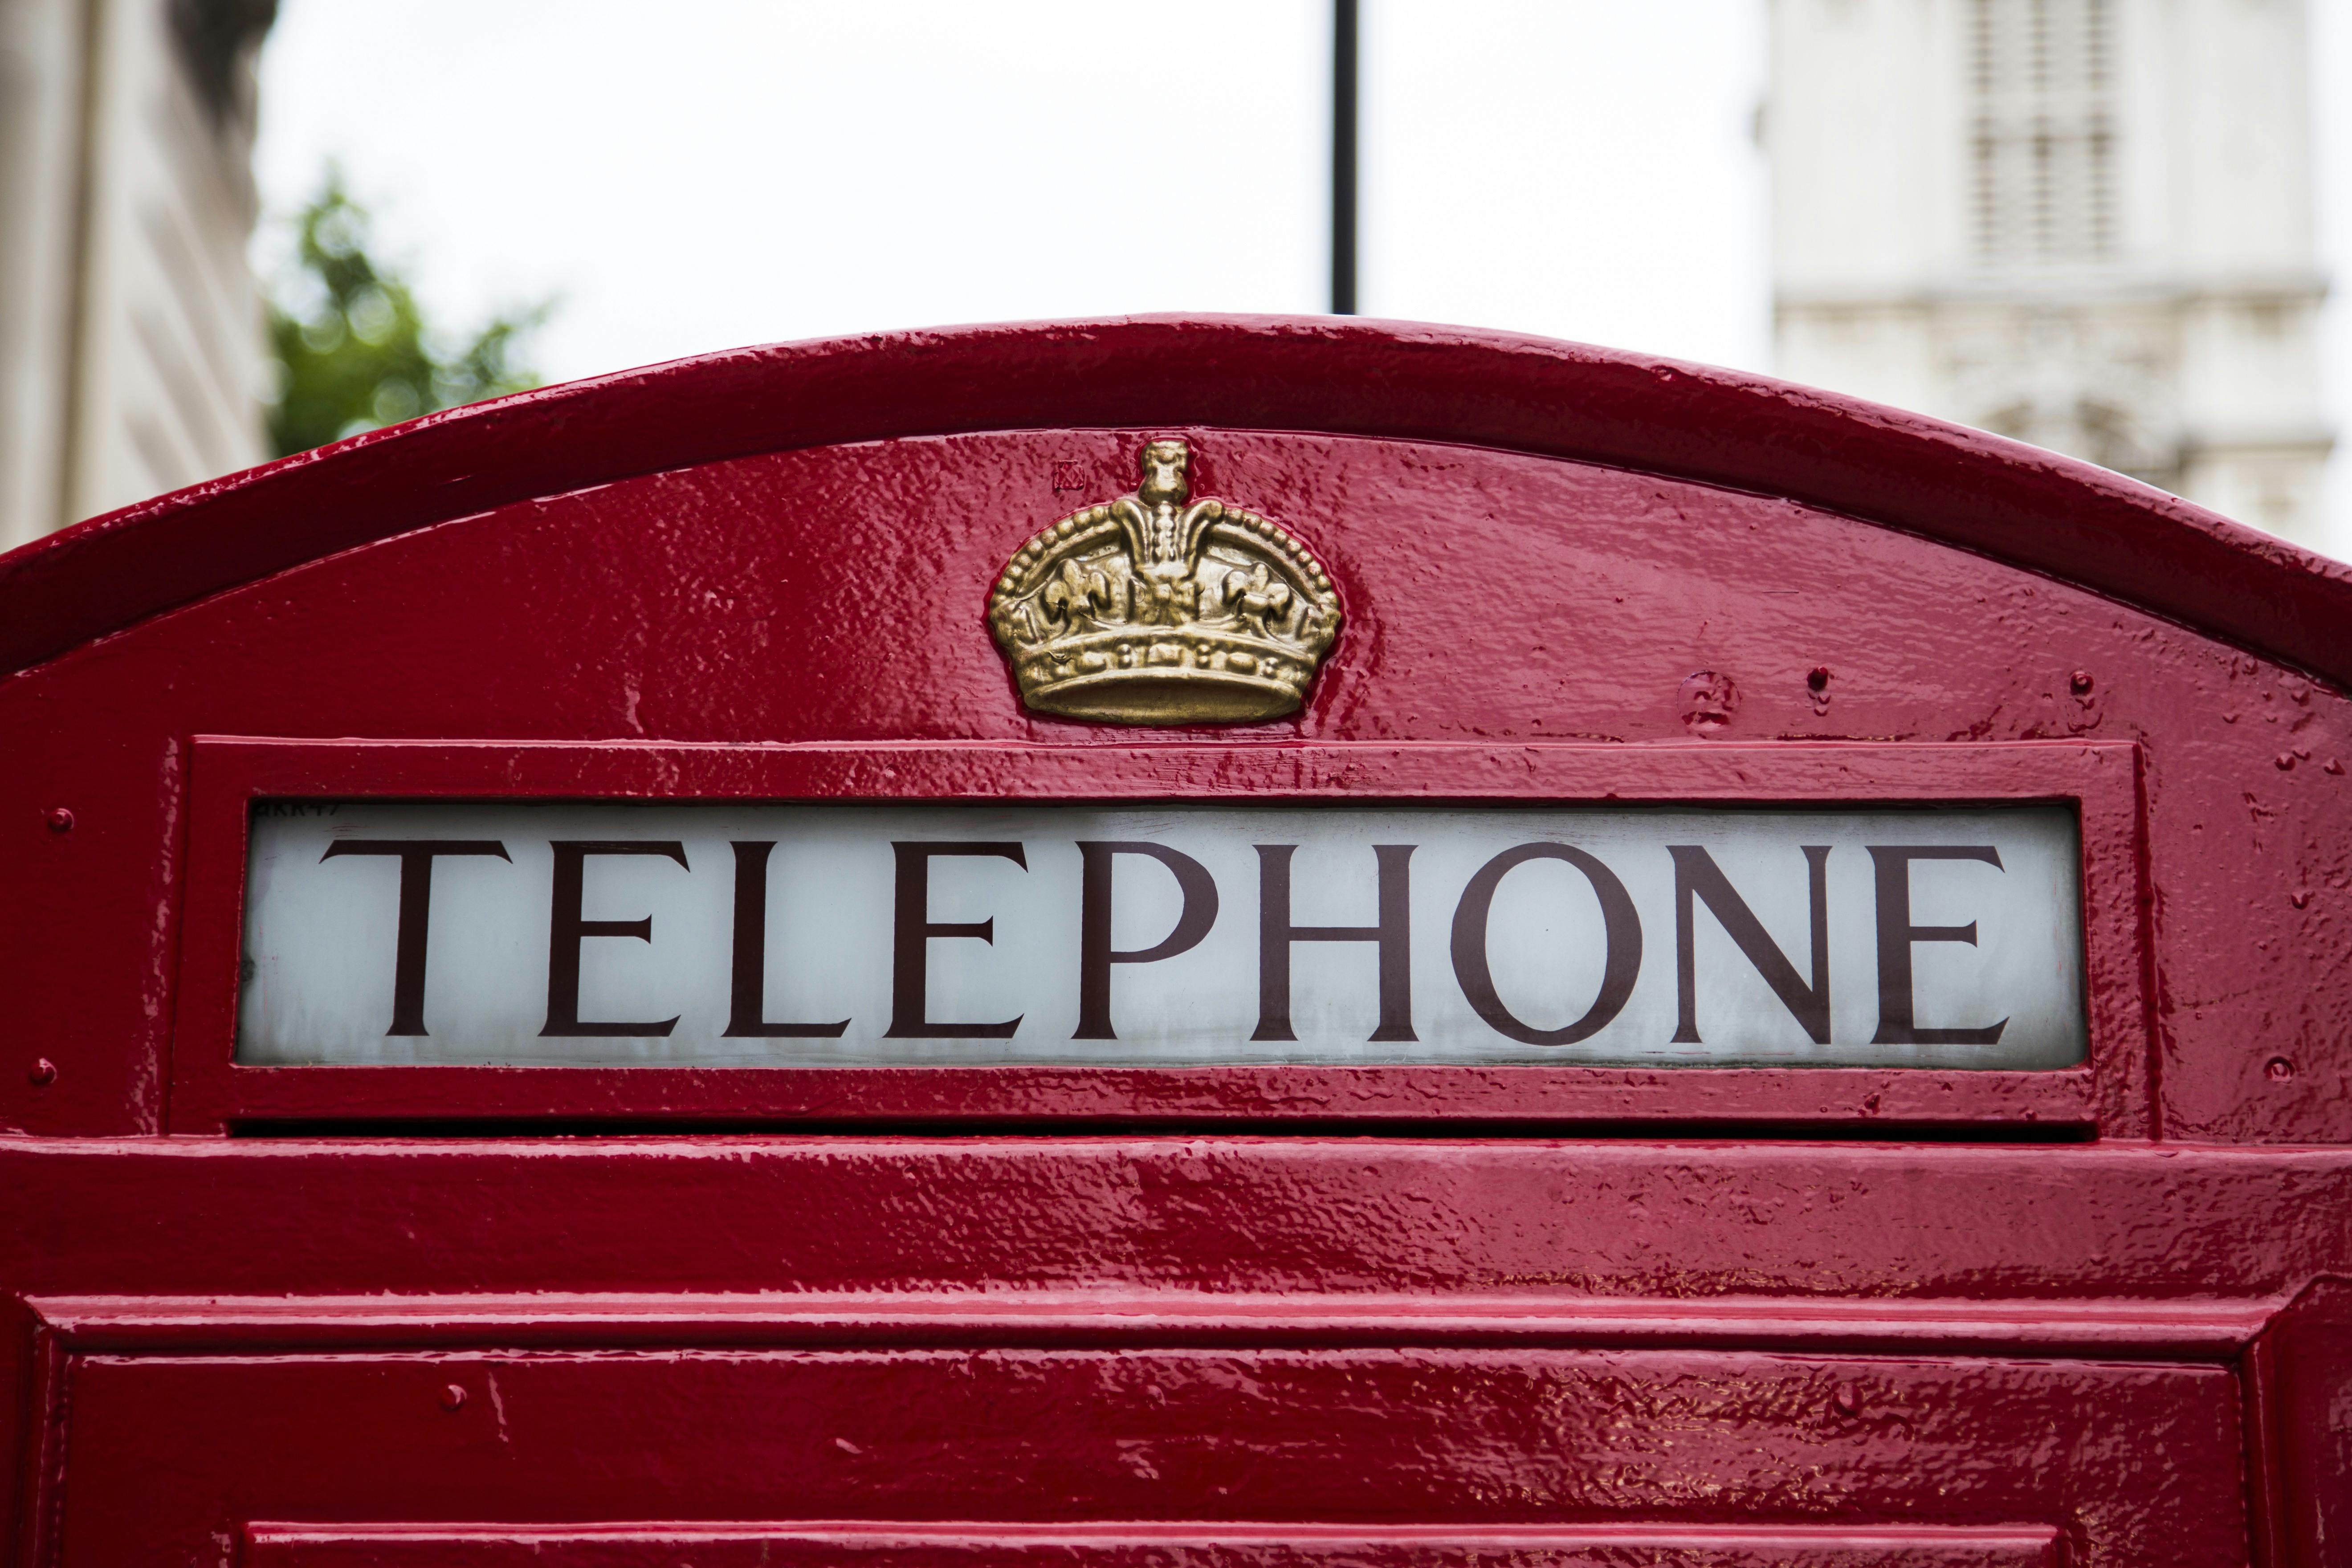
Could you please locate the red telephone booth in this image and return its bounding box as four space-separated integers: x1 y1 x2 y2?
2 318 2348 1567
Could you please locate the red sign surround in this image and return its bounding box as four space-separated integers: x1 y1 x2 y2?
171 735 2145 1135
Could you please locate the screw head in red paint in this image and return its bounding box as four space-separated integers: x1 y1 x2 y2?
440 1383 468 1411
2266 1057 2296 1082
1805 667 1834 716
43 807 72 833
2069 670 2095 695
27 1059 56 1087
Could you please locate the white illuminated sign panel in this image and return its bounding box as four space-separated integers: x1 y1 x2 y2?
238 803 2087 1070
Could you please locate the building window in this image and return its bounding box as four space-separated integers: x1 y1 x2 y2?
1969 0 2116 264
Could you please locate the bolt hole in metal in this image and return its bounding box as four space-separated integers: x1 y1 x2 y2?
2267 1057 2297 1083
1679 670 1738 732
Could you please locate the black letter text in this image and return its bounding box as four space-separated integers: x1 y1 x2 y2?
1252 843 1416 1042
542 841 690 1037
1670 845 1832 1044
1074 841 1219 1040
885 842 1028 1038
320 839 510 1036
1451 843 1642 1046
723 841 851 1038
1867 845 2008 1045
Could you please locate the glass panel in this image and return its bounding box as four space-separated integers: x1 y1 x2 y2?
238 802 2086 1070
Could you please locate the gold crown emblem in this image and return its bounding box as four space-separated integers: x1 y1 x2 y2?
988 440 1342 725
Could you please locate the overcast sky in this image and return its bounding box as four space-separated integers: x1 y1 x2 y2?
255 1 2348 554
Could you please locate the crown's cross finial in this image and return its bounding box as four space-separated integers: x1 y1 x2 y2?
988 439 1342 725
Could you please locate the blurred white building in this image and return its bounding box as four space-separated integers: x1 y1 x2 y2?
0 0 273 551
1767 0 2332 544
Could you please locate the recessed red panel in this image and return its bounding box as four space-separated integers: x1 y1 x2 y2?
53 1342 2230 1563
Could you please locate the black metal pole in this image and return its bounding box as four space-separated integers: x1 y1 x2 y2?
1331 0 1358 315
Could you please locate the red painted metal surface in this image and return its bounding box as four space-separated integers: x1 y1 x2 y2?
8 424 2348 1145
1 318 2348 1564
2 317 2347 690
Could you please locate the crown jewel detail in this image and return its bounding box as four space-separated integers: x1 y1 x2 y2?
988 440 1342 725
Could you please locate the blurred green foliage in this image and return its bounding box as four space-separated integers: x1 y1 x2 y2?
265 170 551 458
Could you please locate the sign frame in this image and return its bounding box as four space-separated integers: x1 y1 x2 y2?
167 736 2149 1135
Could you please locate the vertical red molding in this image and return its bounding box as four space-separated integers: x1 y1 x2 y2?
147 735 190 1137
2131 743 2163 1141
6 1312 70 1568
2241 1276 2352 1568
